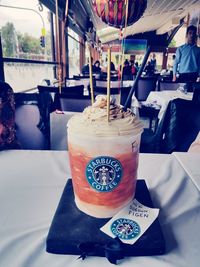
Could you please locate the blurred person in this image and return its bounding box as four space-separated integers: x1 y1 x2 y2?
150 53 157 72
173 25 200 82
82 57 95 75
144 61 154 76
0 81 20 151
93 60 101 73
122 59 132 80
135 62 139 72
129 54 137 76
110 61 116 71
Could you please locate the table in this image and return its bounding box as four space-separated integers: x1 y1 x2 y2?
173 152 200 191
0 150 200 267
50 111 78 150
146 91 193 120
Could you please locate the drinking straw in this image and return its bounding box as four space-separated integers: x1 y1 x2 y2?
89 48 94 105
107 46 111 122
120 0 129 87
55 0 62 94
123 46 151 110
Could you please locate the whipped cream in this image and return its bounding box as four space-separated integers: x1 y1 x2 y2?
67 95 143 137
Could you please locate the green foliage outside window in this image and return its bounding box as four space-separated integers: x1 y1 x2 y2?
169 39 176 48
1 22 51 59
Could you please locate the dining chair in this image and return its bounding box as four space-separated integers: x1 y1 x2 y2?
158 81 182 91
38 85 85 111
99 72 119 81
139 105 160 132
95 80 124 88
38 85 84 96
140 98 200 153
54 94 92 112
14 93 49 150
192 83 200 104
135 77 157 101
93 86 120 95
120 86 132 108
73 75 95 80
135 77 158 130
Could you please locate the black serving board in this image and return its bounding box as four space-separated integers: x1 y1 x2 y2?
46 179 165 257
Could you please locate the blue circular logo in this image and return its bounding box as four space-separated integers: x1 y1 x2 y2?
85 156 123 192
111 218 140 240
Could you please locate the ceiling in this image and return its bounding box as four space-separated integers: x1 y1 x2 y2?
85 0 200 43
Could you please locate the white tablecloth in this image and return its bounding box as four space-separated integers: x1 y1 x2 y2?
146 91 193 120
50 111 79 150
0 150 200 267
173 152 200 191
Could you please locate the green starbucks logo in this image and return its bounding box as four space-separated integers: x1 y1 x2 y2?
111 218 140 240
85 156 123 192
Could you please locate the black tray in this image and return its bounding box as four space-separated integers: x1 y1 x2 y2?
46 179 165 258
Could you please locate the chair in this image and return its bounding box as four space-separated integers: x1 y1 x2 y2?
139 105 160 131
123 74 133 81
38 85 60 94
14 93 49 150
54 94 92 112
99 72 119 81
135 77 158 130
95 80 122 88
93 86 133 109
38 85 84 96
159 74 173 82
158 81 182 91
38 85 85 111
120 86 132 108
93 86 120 96
135 77 157 101
73 75 96 80
192 83 200 104
140 98 200 153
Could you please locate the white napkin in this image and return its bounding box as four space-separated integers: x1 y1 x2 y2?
100 199 159 245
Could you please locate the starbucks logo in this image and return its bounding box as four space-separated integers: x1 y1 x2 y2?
111 218 140 240
85 156 123 192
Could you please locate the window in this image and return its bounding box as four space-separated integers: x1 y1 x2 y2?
4 62 55 92
0 0 52 61
68 28 81 77
0 0 56 92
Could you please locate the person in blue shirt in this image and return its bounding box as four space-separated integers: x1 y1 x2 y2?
173 25 200 82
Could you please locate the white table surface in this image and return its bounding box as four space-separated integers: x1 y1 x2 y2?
173 152 200 192
146 91 193 120
50 111 78 150
0 150 200 267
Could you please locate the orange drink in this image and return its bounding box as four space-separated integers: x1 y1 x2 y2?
67 96 143 218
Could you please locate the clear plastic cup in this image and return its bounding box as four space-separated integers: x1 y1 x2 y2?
68 131 142 218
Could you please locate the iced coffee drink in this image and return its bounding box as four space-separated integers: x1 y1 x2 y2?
67 96 143 218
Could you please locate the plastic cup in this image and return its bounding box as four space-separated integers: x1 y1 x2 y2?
68 130 142 218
